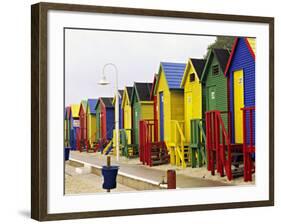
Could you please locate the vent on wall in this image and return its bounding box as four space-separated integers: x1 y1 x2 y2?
190 73 195 82
212 65 219 76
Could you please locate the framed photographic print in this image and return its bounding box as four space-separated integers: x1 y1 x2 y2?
31 2 274 221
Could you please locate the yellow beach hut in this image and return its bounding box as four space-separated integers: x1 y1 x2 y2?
180 58 206 167
86 99 98 148
154 62 187 167
121 86 133 144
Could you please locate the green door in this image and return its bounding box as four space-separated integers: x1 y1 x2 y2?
133 103 140 150
208 86 216 111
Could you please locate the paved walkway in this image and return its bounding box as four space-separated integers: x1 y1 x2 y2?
70 151 231 188
65 163 135 194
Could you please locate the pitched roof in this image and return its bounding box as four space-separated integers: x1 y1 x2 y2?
150 74 158 99
87 99 98 114
126 86 133 100
133 82 153 101
70 104 80 118
80 100 87 113
122 86 133 107
160 62 186 89
224 37 255 76
101 97 114 108
190 58 206 79
118 90 124 98
213 49 230 72
201 48 230 82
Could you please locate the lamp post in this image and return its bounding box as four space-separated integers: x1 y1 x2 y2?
98 63 120 161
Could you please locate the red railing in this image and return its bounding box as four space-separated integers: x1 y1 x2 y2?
206 110 233 180
241 107 255 181
139 119 158 165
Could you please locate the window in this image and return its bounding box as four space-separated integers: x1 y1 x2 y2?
190 73 195 82
212 65 219 76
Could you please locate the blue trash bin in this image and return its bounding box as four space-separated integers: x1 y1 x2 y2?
101 166 119 190
64 147 70 161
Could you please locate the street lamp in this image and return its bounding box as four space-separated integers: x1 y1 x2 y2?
98 63 120 161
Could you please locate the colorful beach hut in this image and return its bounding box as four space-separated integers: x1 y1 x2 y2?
201 48 230 134
78 100 88 150
154 62 185 143
86 99 98 147
64 106 71 147
131 82 154 152
224 37 256 145
181 58 206 167
121 86 133 143
95 97 115 142
205 37 256 181
201 48 230 113
70 104 80 150
181 58 206 142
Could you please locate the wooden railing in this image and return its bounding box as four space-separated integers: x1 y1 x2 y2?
170 120 187 168
190 119 207 166
139 119 158 164
206 110 232 180
241 107 255 181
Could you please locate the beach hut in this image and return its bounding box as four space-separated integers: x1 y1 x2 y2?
180 58 206 167
154 62 185 143
181 58 206 141
112 90 124 129
153 62 187 167
201 48 230 113
64 106 71 147
78 100 88 150
121 86 133 143
86 99 98 147
131 82 154 152
70 104 80 150
95 97 115 142
205 37 255 181
225 37 256 145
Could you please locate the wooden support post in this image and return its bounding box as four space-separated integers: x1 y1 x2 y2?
167 170 176 189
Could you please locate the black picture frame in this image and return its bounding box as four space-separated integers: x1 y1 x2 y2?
31 2 274 221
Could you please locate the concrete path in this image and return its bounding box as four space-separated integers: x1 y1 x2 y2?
65 163 135 194
70 151 231 189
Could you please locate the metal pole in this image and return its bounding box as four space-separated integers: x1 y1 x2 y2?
115 73 119 161
103 63 119 161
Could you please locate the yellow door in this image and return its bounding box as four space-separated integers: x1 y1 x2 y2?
234 69 244 143
186 91 193 142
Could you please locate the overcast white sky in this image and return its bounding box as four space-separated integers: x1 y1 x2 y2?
65 29 216 106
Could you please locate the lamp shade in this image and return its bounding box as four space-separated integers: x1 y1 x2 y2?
98 75 110 85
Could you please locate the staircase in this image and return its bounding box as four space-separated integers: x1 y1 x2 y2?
169 120 190 168
139 119 169 166
120 129 138 158
205 110 255 181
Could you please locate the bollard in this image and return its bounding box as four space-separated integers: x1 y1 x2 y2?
167 170 176 189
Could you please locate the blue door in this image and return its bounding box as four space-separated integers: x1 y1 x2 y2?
159 92 164 141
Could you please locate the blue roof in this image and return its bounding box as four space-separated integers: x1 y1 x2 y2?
161 62 186 89
88 99 98 114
